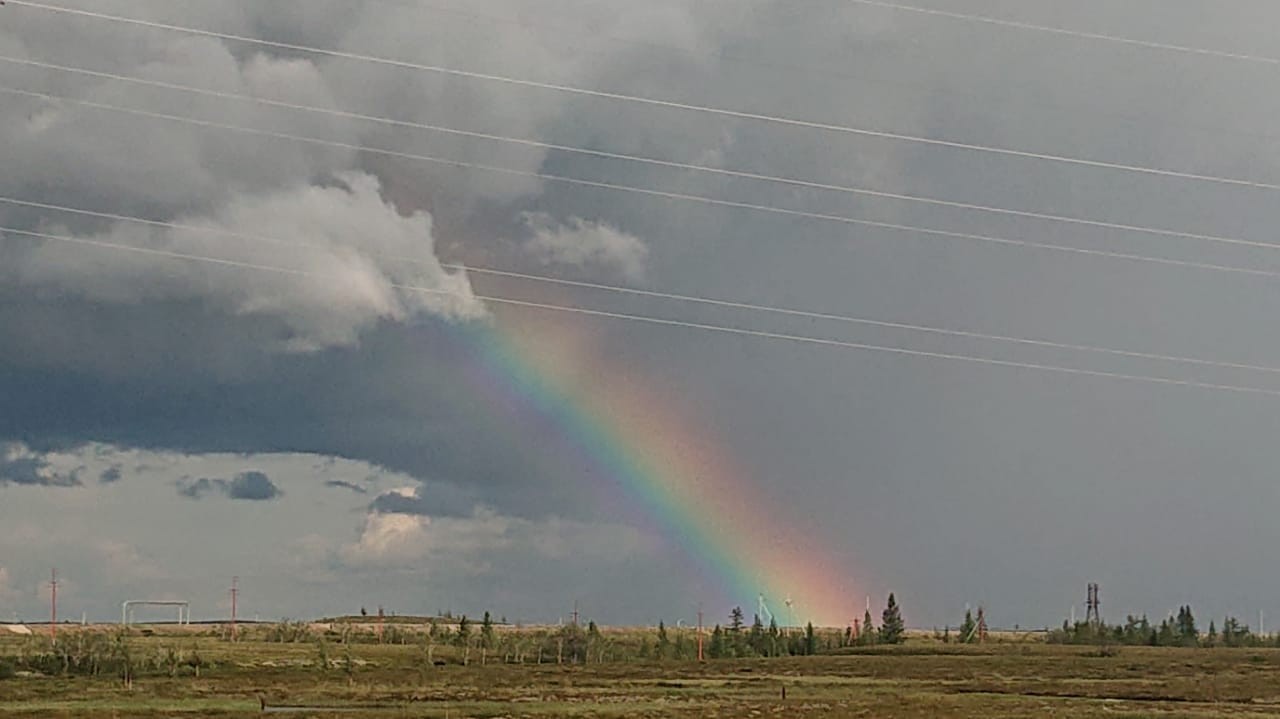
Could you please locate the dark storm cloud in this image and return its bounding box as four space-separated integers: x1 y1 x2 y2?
368 484 477 518
99 465 123 484
176 471 281 501
324 480 369 494
228 471 282 500
176 477 221 500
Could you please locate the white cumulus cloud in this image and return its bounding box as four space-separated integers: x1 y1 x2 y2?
522 213 650 283
11 173 484 351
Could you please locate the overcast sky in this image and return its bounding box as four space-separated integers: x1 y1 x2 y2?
4 0 1280 629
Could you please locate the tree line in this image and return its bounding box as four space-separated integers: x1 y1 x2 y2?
1049 606 1277 648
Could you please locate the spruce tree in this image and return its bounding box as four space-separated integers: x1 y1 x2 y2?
709 625 725 659
1175 606 1198 646
729 607 745 633
749 614 765 656
656 621 670 659
861 609 876 646
804 622 817 655
958 610 977 644
481 611 495 650
880 593 905 645
455 616 471 647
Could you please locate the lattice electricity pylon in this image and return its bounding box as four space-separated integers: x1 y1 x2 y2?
1085 583 1101 626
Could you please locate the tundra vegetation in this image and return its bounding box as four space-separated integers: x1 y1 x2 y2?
3 604 1280 717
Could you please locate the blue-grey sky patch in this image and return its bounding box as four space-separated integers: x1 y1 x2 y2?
0 444 81 487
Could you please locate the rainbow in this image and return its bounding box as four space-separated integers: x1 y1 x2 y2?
453 308 856 627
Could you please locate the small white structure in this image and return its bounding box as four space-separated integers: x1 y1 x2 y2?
122 600 190 626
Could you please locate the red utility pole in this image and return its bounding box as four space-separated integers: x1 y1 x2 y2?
230 576 239 641
49 569 57 644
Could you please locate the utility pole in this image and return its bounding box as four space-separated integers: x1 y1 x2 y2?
1085 583 1101 627
572 600 579 628
697 607 704 662
229 576 239 642
49 569 57 645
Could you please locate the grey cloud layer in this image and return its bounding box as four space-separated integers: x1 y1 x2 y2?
4 0 1280 627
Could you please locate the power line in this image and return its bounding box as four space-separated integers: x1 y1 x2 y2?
10 57 1280 245
7 85 1280 282
847 0 1280 67
5 1 1278 191
4 223 1280 398
341 0 1280 148
9 193 1280 378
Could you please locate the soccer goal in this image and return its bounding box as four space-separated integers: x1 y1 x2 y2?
121 600 190 626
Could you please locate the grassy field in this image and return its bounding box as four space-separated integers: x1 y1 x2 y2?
5 626 1280 717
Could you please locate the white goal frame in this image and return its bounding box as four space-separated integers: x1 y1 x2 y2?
121 600 190 626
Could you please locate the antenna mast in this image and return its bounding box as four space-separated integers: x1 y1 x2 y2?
49 569 57 645
229 576 239 641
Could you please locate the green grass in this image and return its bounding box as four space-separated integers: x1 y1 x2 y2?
5 629 1280 717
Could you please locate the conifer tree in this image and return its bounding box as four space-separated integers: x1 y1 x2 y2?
958 610 977 644
455 616 471 647
481 611 495 650
880 593 905 645
749 614 765 656
1175 606 1198 646
656 621 670 659
861 609 876 646
709 625 725 659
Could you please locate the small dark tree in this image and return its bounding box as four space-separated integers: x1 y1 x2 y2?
1177 603 1198 644
456 616 471 647
880 593 905 645
656 621 670 659
860 609 876 646
709 625 725 659
481 612 495 650
804 622 817 655
729 607 745 633
749 614 765 656
958 610 977 644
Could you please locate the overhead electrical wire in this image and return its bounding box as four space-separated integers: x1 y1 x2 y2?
9 194 1280 378
4 223 1280 398
259 0 1280 151
6 85 1280 284
8 57 1280 258
4 1 1279 193
847 0 1280 67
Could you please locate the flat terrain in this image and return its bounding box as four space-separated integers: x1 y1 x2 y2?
5 628 1280 717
